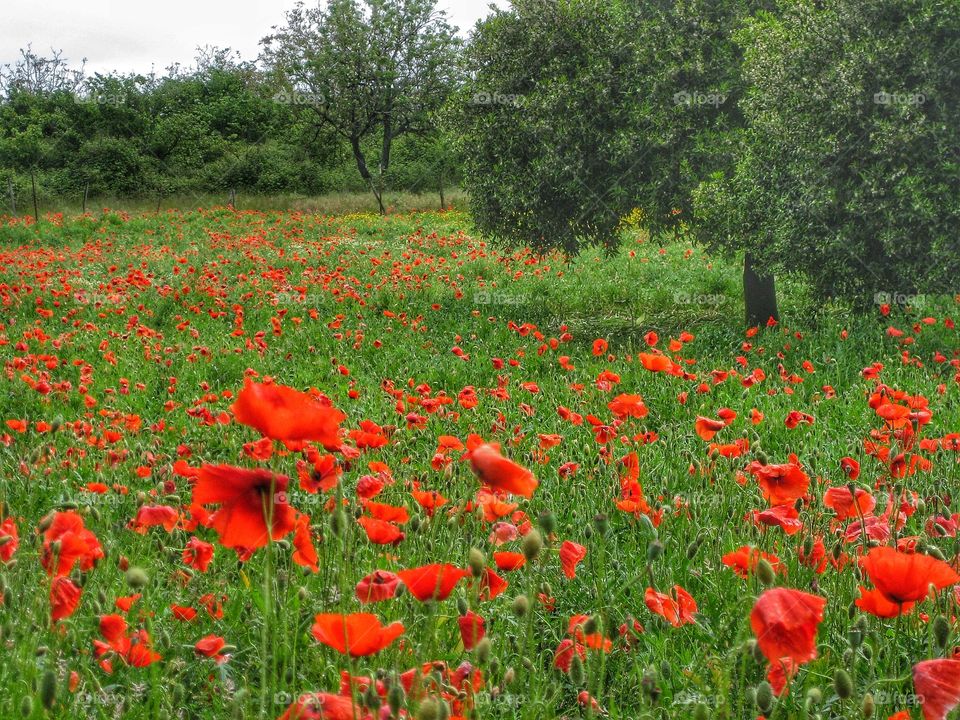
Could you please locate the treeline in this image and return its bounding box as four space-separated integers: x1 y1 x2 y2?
0 42 456 206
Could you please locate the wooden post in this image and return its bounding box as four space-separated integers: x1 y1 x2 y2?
7 176 15 215
82 182 89 214
156 191 162 214
229 188 236 208
439 169 445 210
30 170 39 224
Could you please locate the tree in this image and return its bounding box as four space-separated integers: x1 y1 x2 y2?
694 0 960 308
263 0 463 213
453 0 776 322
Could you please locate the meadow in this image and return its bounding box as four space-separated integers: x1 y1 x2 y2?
0 208 958 719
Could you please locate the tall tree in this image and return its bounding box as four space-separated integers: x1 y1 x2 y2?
263 0 462 213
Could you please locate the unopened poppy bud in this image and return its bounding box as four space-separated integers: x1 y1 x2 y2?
638 514 657 535
387 684 405 716
298 586 309 601
757 558 776 586
755 450 769 465
693 703 709 720
834 669 853 699
862 692 875 718
569 655 585 685
755 681 774 714
802 535 814 556
647 539 665 563
934 615 950 649
19 696 32 718
848 626 863 648
927 546 946 561
806 687 822 706
415 697 440 720
409 515 422 533
503 666 516 687
475 637 492 664
35 645 48 656
583 616 599 635
125 567 149 588
751 641 765 665
685 539 701 559
51 417 62 432
842 648 854 665
593 513 609 535
538 511 556 534
522 657 533 671
363 685 381 711
456 597 468 616
540 582 553 597
521 530 543 561
583 525 593 539
512 595 529 617
467 548 486 577
330 508 347 536
39 668 56 709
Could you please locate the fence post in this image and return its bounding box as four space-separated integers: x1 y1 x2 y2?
7 176 14 215
30 170 39 224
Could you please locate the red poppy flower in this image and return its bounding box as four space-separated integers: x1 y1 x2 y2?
746 460 810 506
0 517 18 563
278 693 370 720
465 437 538 498
478 567 509 600
192 464 296 550
645 586 697 627
183 536 214 572
292 513 319 572
607 394 649 419
860 546 960 605
194 634 227 660
855 586 914 618
230 379 345 448
397 563 471 601
914 658 960 720
750 587 826 666
311 613 404 657
355 570 401 604
493 551 527 571
695 416 727 441
721 546 784 579
554 637 587 671
823 485 876 521
50 576 82 621
559 541 587 579
41 511 104 577
458 611 486 650
357 516 404 545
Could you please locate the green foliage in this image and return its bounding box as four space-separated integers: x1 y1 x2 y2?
694 0 960 302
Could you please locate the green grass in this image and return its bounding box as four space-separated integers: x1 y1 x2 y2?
0 207 957 719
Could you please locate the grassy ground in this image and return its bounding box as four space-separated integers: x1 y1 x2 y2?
0 208 958 719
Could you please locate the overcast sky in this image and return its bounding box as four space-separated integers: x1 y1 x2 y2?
1 0 508 77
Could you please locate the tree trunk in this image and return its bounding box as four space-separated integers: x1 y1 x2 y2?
743 252 779 326
82 182 89 214
30 170 39 224
8 176 15 215
351 137 386 214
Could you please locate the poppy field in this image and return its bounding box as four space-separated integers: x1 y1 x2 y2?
2 208 960 720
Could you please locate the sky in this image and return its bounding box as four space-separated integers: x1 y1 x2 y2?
1 0 508 77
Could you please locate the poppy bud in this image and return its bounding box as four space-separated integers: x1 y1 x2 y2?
125 567 149 588
862 692 875 718
512 595 529 617
862 644 872 661
848 626 863 648
833 669 853 699
363 685 381 711
521 530 543 561
638 514 657 536
755 681 774 714
593 513 609 535
916 498 926 515
751 641 765 665
927 545 946 561
802 535 814 556
409 516 422 533
51 417 62 432
503 667 516 687
693 703 709 720
40 669 57 710
387 683 405 716
19 696 32 718
540 582 553 597
35 645 48 656
538 511 556 534
522 657 534 671
755 450 769 465
475 637 492 664
330 508 347 536
569 655 585 686
647 539 665 563
934 615 950 649
583 525 593 539
298 586 309 601
756 558 776 586
806 687 822 706
456 597 468 616
415 697 440 720
842 648 854 665
467 548 486 577
583 616 599 635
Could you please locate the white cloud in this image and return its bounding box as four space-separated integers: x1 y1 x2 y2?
1 0 508 77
